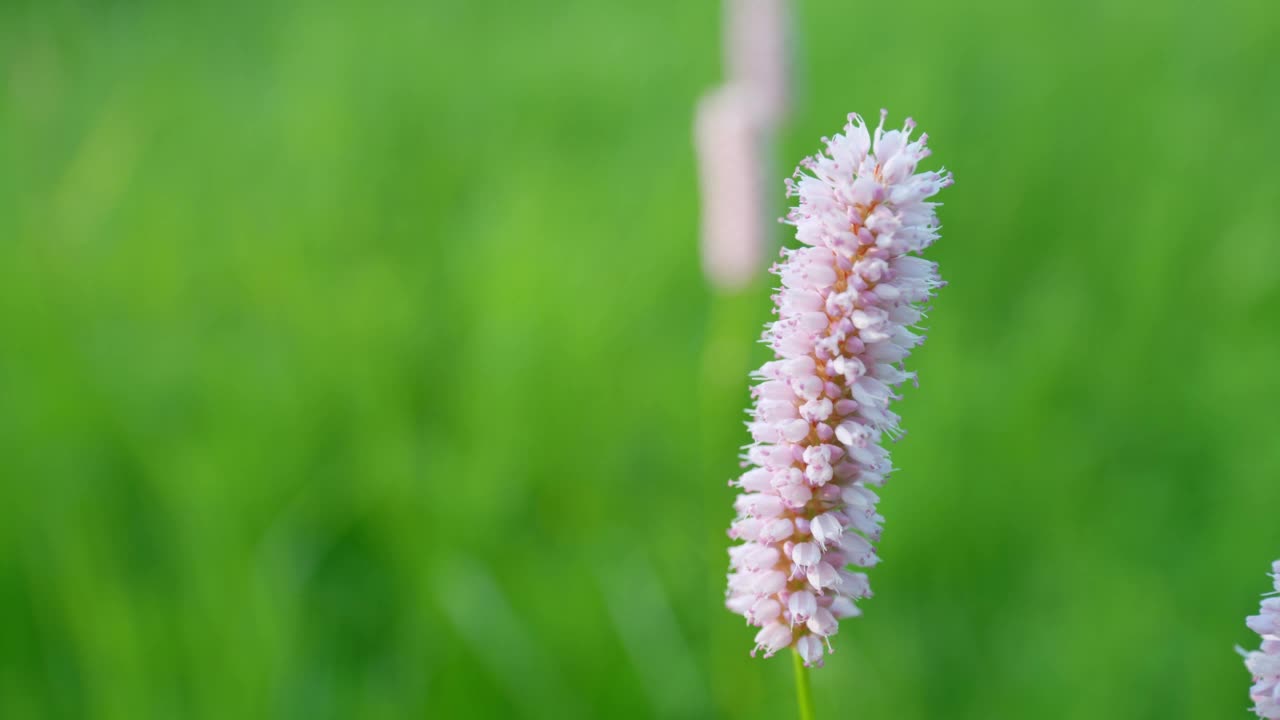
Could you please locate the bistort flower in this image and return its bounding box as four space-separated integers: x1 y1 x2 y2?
1245 560 1280 718
695 85 769 290
725 110 952 667
695 0 793 290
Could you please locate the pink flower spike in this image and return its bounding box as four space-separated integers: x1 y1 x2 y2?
724 0 792 128
695 0 793 290
694 85 768 290
724 111 952 665
1244 559 1280 718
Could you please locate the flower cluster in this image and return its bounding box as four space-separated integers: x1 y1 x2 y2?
695 0 793 289
725 110 952 667
1246 560 1280 718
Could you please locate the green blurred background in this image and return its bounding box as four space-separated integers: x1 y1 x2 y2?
2 0 1280 717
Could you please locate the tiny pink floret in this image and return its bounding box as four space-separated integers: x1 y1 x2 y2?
726 110 952 666
1245 560 1280 718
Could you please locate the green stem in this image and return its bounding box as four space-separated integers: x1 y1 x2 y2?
792 648 815 720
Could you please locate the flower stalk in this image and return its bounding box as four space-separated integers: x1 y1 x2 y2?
792 648 815 720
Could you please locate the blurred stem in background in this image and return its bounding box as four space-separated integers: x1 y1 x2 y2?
793 649 815 720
